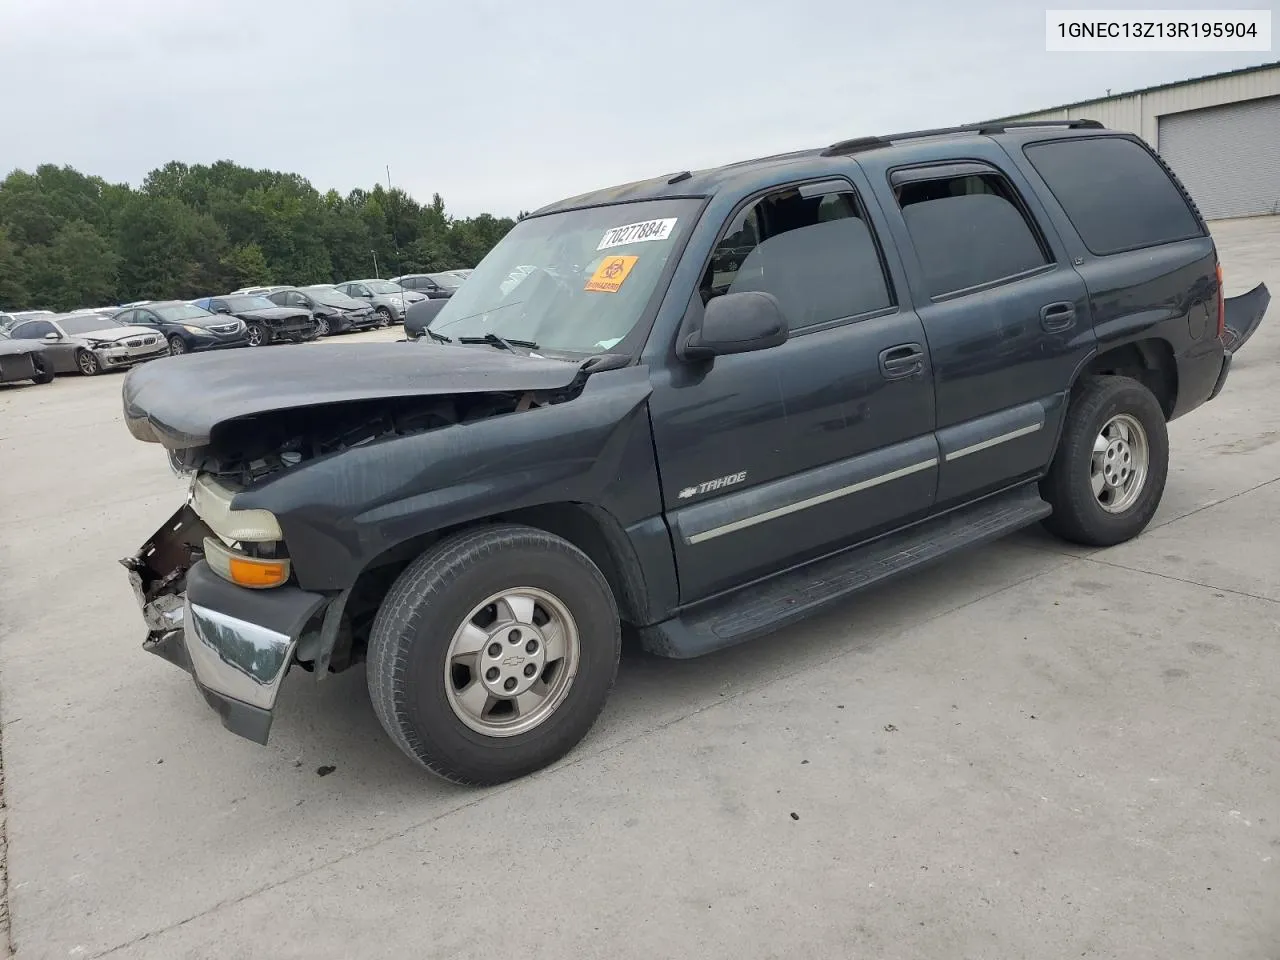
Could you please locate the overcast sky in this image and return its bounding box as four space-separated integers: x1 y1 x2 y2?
0 0 1272 217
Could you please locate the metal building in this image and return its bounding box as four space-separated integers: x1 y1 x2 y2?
993 62 1280 220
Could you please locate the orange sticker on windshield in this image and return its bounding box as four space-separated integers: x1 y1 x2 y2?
585 256 638 294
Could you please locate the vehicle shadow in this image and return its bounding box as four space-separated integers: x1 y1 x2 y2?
266 537 1068 796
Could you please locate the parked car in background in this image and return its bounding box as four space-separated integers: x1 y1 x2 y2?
402 296 450 341
192 294 317 347
0 310 55 333
333 279 425 324
6 312 166 375
230 285 290 296
390 271 468 299
113 302 249 355
265 286 381 335
0 328 56 385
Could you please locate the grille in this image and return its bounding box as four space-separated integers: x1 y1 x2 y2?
126 339 143 347
211 322 240 334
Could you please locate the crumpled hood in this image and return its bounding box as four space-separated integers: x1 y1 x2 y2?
85 324 156 342
228 306 311 323
121 342 582 449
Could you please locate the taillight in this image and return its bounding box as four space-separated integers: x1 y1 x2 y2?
1216 262 1225 340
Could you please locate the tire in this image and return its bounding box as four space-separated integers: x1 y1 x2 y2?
314 315 330 337
1040 375 1169 547
375 307 392 328
76 349 101 376
245 322 269 347
367 524 621 786
31 355 54 384
168 336 187 356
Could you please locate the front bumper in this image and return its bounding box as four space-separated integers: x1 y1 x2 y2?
95 344 168 368
189 335 250 352
123 505 327 744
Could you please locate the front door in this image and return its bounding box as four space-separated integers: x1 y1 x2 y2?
648 176 939 603
10 320 76 373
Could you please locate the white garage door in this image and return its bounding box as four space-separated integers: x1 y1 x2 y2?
1158 96 1280 220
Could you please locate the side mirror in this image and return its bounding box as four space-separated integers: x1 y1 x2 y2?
43 332 60 341
215 306 232 314
679 291 788 361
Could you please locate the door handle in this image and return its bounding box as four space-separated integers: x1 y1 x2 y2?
1040 301 1076 333
879 343 924 380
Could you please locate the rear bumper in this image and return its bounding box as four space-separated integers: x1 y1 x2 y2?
123 507 327 744
1208 350 1233 403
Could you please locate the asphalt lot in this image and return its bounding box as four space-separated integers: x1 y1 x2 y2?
1 220 1278 960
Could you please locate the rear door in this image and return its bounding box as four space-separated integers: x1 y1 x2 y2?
648 173 939 602
858 146 1096 508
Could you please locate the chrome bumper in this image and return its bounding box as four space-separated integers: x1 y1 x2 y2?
123 506 326 744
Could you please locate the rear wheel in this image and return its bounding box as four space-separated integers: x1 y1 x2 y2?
367 524 621 786
1040 375 1169 547
245 322 269 347
76 349 101 376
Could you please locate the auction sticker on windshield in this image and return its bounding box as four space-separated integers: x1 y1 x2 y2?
585 256 638 293
597 218 677 251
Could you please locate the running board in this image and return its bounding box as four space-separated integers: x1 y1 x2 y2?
641 483 1051 659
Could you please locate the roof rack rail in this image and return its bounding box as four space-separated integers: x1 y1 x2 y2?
819 119 1104 157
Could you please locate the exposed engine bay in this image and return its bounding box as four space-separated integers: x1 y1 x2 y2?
169 389 573 487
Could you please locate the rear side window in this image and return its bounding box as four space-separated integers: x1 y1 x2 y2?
895 171 1050 298
1024 137 1204 256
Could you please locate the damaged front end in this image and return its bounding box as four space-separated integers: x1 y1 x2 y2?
122 494 328 745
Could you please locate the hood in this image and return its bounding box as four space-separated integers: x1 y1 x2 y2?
83 324 156 342
122 342 582 449
226 306 309 322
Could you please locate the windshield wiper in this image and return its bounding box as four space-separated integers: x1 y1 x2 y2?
458 333 539 352
424 328 452 344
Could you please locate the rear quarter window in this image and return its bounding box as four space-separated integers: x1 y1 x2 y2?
1024 136 1205 256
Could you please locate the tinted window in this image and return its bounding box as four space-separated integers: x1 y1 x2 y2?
57 315 119 335
703 184 893 330
13 320 55 339
896 172 1049 298
115 310 139 326
1025 137 1204 256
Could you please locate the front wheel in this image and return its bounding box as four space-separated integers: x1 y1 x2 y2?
375 307 392 328
76 349 101 376
168 336 187 356
1040 375 1169 547
245 322 268 347
367 524 621 786
314 315 330 337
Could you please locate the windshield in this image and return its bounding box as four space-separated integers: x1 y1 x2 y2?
427 199 699 353
302 286 365 309
365 280 406 295
223 296 277 312
58 315 120 335
154 303 215 323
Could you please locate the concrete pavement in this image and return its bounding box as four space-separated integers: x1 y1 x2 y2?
0 219 1277 960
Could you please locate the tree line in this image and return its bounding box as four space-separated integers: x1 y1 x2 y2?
0 161 521 312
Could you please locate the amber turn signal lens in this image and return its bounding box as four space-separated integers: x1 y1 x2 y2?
228 556 288 588
203 536 290 589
